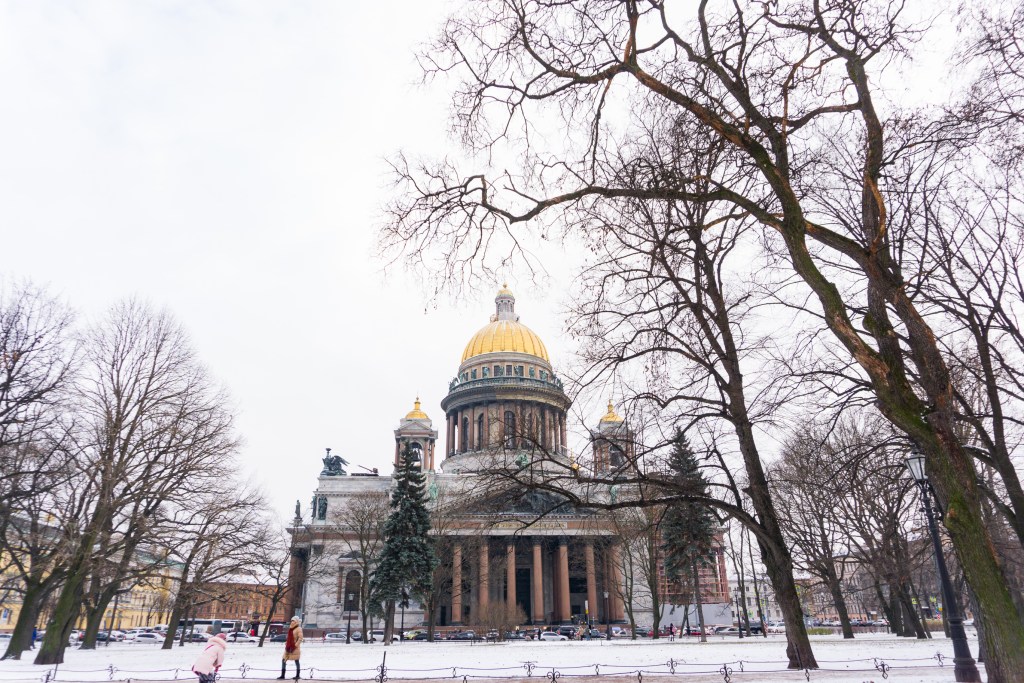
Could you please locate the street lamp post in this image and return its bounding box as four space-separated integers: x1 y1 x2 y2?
905 448 981 683
603 591 609 633
346 593 355 644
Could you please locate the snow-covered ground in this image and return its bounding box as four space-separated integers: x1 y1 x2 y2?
0 633 983 682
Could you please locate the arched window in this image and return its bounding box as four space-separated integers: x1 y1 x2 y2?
343 570 362 610
610 444 626 469
462 416 470 453
476 414 484 449
504 410 516 448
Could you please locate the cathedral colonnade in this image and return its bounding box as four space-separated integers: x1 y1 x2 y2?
444 535 625 627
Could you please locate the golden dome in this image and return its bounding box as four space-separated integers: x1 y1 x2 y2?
599 401 623 423
460 285 551 362
405 397 429 420
461 320 550 362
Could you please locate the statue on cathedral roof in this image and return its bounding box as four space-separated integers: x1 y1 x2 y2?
321 447 348 476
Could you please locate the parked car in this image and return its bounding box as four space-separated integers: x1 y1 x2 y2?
270 633 288 643
505 631 527 640
584 629 606 639
224 632 257 643
133 632 163 643
370 629 397 643
450 630 479 641
325 632 349 642
183 633 209 643
556 625 576 638
539 631 568 641
0 634 12 644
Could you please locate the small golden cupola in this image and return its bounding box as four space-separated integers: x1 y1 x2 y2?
599 400 624 424
405 397 429 420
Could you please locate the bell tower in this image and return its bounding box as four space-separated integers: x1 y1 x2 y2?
591 401 635 476
394 397 438 471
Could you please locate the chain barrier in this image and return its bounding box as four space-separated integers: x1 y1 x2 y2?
873 658 890 679
9 649 962 681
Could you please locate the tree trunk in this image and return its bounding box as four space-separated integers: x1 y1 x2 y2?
897 585 927 640
79 587 117 650
693 562 707 644
746 532 768 640
426 598 438 642
383 601 395 643
730 409 817 667
2 581 48 660
34 564 88 665
823 567 854 639
162 598 186 650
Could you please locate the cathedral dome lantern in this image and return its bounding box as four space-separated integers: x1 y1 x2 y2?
441 286 570 472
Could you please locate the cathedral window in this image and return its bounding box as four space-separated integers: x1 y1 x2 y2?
515 365 524 377
494 365 503 376
476 414 484 449
529 367 535 378
471 369 477 379
461 416 469 453
504 410 517 448
483 367 490 377
506 364 513 376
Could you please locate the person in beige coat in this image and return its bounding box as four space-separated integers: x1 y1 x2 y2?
277 617 303 680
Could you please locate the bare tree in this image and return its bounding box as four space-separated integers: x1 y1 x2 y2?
35 300 239 665
771 429 857 639
248 524 297 647
327 491 390 644
382 1 1024 674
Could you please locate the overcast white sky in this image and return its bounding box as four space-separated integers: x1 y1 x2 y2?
0 0 590 521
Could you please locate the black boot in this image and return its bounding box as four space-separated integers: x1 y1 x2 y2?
277 661 286 679
293 661 301 680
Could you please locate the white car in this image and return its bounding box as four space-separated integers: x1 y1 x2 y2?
224 632 258 643
538 631 568 641
325 632 349 642
132 632 163 643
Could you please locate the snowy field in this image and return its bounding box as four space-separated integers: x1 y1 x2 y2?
0 634 982 683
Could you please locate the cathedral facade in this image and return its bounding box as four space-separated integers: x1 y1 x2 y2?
286 287 729 631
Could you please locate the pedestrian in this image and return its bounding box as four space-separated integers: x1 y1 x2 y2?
191 632 227 683
30 627 37 649
277 616 303 680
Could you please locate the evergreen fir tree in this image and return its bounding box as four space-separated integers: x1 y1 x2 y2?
369 445 437 629
660 430 717 641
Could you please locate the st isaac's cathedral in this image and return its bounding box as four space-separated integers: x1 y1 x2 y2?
286 286 729 631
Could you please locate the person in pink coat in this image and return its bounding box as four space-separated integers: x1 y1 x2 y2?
192 632 228 683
